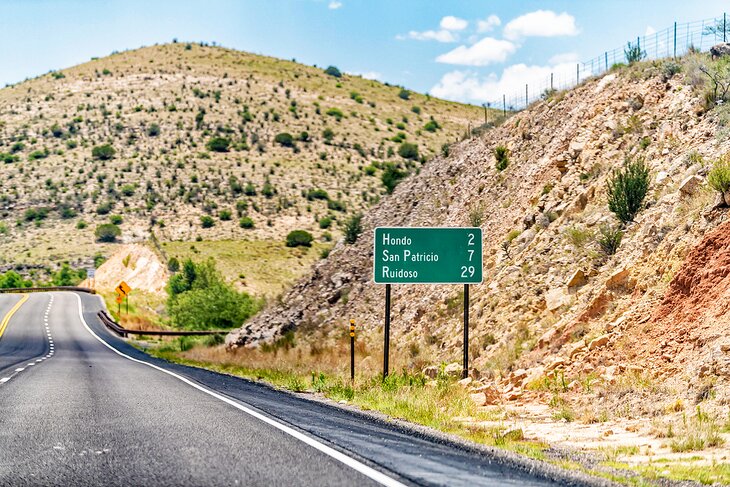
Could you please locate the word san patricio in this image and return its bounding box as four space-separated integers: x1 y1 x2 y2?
379 232 439 278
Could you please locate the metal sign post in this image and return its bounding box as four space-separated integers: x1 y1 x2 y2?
349 319 356 383
373 227 483 379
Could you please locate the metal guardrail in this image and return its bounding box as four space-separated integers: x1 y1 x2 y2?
0 286 95 294
97 310 227 337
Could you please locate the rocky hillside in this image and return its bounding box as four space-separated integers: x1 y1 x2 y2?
0 43 483 294
227 53 730 407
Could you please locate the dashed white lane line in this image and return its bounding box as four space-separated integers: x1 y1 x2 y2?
1 295 55 386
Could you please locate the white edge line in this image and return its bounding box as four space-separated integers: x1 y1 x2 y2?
75 294 406 487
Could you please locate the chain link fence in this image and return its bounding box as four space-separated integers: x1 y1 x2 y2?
485 13 729 113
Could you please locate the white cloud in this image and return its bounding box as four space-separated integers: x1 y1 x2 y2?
350 71 382 81
431 61 578 104
548 52 579 64
477 15 501 33
503 10 578 40
436 37 516 66
328 1 342 9
398 29 458 43
440 16 468 31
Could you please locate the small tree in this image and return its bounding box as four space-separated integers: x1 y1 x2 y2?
95 223 121 242
324 66 342 78
398 142 418 160
168 257 180 273
274 132 295 148
381 163 407 193
147 123 161 136
398 88 411 100
286 230 314 247
606 157 650 224
206 137 230 152
343 213 363 244
92 144 116 160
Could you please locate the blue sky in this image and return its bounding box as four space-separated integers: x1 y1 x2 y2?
0 0 728 105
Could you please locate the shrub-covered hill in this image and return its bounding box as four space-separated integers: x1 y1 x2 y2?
0 42 484 294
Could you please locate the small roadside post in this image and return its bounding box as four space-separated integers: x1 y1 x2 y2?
373 227 483 379
349 319 356 383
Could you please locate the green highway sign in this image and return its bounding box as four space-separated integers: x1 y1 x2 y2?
373 227 483 284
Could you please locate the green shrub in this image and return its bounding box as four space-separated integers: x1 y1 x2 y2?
326 108 344 121
167 259 260 330
147 123 161 136
398 88 411 100
327 199 346 212
598 225 623 255
120 184 135 197
76 220 87 229
324 66 342 78
343 213 363 244
24 207 49 222
200 215 215 228
624 41 646 64
235 200 248 216
411 106 421 115
168 257 180 273
381 162 407 193
239 216 255 229
261 181 275 198
52 264 83 286
307 188 330 201
274 132 295 148
0 271 31 289
319 216 333 229
494 145 509 171
96 201 112 215
363 165 377 176
244 182 256 196
708 156 730 194
286 230 314 247
92 144 116 160
423 119 440 132
398 142 418 160
607 157 650 224
28 148 50 160
109 215 123 225
59 206 77 219
94 223 121 242
206 137 230 152
218 210 232 221
0 152 19 163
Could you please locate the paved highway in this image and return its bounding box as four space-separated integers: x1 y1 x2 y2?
0 292 593 486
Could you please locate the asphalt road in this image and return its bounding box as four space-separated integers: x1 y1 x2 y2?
0 292 591 486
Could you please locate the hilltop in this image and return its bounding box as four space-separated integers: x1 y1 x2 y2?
0 42 484 296
223 52 730 480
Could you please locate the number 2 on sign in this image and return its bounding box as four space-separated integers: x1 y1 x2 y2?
467 233 475 246
461 266 475 278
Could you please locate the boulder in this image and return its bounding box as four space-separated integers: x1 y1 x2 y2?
422 365 438 379
469 385 501 406
444 362 462 378
566 269 587 288
568 140 585 160
606 267 631 288
588 334 610 350
545 287 570 311
679 175 703 196
711 43 730 59
457 377 473 388
655 171 670 185
566 339 587 359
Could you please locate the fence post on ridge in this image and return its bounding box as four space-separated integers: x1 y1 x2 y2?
674 22 677 58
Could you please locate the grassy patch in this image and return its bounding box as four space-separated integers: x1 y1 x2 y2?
162 239 328 298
